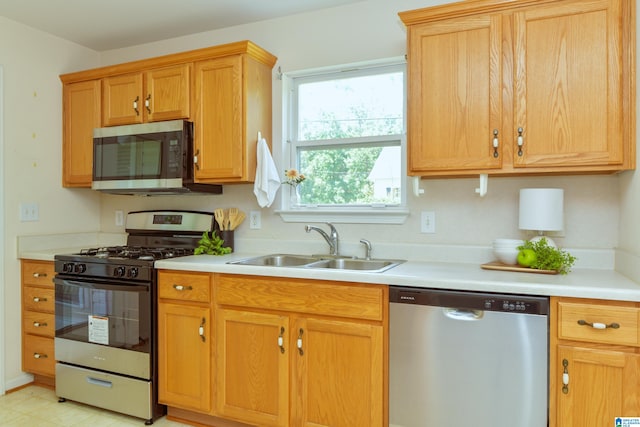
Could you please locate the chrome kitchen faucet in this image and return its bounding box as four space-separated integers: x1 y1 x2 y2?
305 223 339 256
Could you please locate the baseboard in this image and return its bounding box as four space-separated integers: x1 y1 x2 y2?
5 373 34 393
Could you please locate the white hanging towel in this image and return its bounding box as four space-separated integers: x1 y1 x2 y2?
253 137 281 207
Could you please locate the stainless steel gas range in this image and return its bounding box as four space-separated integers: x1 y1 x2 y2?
53 210 215 425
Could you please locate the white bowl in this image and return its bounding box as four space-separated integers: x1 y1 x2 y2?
493 238 524 248
493 248 520 265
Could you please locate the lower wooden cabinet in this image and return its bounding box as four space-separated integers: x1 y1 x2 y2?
215 308 290 426
157 271 212 413
551 297 640 427
21 260 56 381
214 274 387 427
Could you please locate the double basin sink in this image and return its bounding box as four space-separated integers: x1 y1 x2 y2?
228 253 405 273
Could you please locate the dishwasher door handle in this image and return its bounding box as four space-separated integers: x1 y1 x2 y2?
444 308 484 321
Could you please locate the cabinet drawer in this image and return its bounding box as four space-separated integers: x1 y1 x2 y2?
158 271 211 302
558 301 640 346
23 335 55 376
21 260 55 288
23 287 55 313
23 311 55 337
216 274 386 321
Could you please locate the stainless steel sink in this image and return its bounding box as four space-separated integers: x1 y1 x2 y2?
229 254 319 267
307 258 403 273
228 253 404 273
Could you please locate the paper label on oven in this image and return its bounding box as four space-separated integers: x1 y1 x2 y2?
88 315 109 345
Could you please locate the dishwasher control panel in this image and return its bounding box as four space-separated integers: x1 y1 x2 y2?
390 287 549 315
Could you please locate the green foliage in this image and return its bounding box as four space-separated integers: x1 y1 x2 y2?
300 146 381 204
194 231 232 255
518 238 576 274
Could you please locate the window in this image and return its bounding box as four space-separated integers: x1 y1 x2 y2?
283 60 407 223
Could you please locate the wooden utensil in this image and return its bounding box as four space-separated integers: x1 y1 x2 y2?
228 207 239 229
230 211 245 230
214 208 226 230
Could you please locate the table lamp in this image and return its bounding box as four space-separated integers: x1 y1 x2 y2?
518 188 564 247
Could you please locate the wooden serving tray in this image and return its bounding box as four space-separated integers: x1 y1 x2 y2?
481 261 558 275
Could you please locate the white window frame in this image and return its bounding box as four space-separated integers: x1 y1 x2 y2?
278 57 409 224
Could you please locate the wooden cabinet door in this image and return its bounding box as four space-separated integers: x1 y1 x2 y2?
557 345 640 427
407 14 503 175
102 72 143 126
145 64 191 122
513 0 624 169
62 80 101 187
215 308 290 427
158 302 211 413
194 56 244 182
292 317 385 427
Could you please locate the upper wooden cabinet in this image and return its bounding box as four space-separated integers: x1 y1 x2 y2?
400 0 636 177
102 64 191 126
60 40 276 188
193 51 274 183
62 80 101 187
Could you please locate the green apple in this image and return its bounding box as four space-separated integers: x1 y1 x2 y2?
517 249 537 267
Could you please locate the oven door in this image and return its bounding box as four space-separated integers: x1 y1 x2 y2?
54 276 152 379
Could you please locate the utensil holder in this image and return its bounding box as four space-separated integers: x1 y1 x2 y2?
219 230 234 252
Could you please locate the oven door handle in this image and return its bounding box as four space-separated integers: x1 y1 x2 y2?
55 277 149 292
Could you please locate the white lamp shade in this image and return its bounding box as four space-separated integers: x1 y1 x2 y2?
519 188 564 232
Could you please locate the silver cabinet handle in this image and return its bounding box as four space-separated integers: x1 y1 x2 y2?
193 149 200 170
562 359 569 394
33 297 47 303
33 321 48 328
33 353 48 359
517 127 524 156
133 96 140 116
297 328 304 356
278 327 285 354
492 129 499 158
173 284 193 291
577 319 620 329
33 272 47 278
199 317 206 342
145 94 151 114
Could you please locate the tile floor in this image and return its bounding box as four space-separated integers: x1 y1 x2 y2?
0 385 192 426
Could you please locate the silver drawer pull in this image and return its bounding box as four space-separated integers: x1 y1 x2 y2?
33 353 48 359
33 297 48 303
87 377 113 388
577 319 620 329
173 284 193 291
33 272 48 278
33 322 48 328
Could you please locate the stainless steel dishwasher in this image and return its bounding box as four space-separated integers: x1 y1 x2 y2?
389 287 549 427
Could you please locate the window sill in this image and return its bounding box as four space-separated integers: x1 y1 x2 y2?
276 207 410 224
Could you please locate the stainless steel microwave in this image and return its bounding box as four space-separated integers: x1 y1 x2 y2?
92 120 221 195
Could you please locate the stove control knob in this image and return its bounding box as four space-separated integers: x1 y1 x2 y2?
63 263 74 273
114 266 126 277
128 267 139 278
74 264 87 274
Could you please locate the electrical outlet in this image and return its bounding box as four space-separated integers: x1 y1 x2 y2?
420 211 435 234
19 203 39 222
249 210 261 229
115 210 124 226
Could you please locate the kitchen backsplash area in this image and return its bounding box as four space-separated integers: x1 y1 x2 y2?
94 173 620 269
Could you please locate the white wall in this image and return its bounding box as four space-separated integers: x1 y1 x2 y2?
0 16 102 388
98 0 623 254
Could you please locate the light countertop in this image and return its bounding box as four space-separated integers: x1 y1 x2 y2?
19 235 640 302
154 252 640 302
